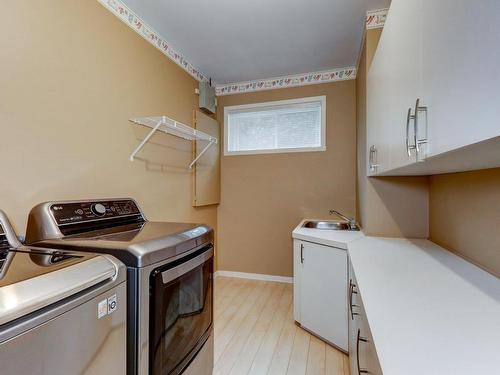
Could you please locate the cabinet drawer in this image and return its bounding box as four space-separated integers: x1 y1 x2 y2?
348 260 383 375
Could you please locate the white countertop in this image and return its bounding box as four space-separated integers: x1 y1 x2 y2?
291 221 500 374
292 219 364 249
349 237 500 375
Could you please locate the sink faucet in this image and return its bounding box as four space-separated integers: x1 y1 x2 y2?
329 210 358 230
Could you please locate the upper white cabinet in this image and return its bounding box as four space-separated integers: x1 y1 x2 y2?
367 0 500 176
421 0 500 157
367 0 423 175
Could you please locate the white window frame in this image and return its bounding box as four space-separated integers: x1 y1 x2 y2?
223 96 327 156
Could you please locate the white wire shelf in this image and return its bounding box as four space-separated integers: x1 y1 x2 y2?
129 116 218 168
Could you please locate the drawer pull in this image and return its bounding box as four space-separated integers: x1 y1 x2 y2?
356 329 369 374
349 280 358 320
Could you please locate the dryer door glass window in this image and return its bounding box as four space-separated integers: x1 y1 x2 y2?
149 246 213 375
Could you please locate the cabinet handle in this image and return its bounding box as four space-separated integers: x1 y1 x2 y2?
356 329 369 375
300 243 304 264
369 145 380 172
406 107 416 156
349 280 358 320
414 98 428 157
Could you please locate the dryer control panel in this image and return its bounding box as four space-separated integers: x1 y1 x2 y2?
50 200 142 226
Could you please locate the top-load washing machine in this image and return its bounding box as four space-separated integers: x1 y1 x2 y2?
25 198 215 375
0 210 127 375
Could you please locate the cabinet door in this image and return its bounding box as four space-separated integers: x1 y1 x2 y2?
192 110 220 206
357 316 383 375
422 0 500 158
300 241 348 351
366 84 390 176
348 261 360 375
366 63 390 175
348 260 383 375
367 0 423 173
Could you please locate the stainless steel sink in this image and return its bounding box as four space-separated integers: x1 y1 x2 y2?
302 220 360 231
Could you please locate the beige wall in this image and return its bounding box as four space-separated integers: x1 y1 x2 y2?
1 1 216 239
356 29 429 238
5 0 497 280
217 81 357 277
429 168 500 276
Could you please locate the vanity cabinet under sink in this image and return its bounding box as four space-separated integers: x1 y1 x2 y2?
293 239 348 352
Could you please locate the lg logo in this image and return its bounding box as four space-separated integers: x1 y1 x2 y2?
97 294 117 319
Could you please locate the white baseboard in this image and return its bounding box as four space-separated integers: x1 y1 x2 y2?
214 270 293 284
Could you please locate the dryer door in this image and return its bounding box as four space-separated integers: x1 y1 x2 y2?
149 245 213 375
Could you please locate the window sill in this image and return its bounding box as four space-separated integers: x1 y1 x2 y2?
224 146 327 156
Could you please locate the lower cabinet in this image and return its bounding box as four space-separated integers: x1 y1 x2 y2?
348 259 383 375
293 240 384 372
293 239 348 352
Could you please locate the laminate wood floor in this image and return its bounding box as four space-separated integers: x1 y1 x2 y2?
214 276 350 375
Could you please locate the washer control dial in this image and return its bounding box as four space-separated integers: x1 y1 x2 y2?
91 203 107 216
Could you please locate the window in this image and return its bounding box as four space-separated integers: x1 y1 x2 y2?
224 96 326 155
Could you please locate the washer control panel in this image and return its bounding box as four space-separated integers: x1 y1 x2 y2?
50 200 142 226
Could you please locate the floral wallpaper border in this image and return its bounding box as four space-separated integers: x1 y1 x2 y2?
96 0 208 82
366 8 388 29
97 0 382 95
215 67 357 96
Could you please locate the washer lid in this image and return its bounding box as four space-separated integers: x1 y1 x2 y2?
0 248 98 287
0 249 117 326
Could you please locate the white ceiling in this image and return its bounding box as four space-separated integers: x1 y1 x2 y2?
121 0 390 84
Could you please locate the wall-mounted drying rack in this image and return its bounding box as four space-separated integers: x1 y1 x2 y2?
129 116 218 168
